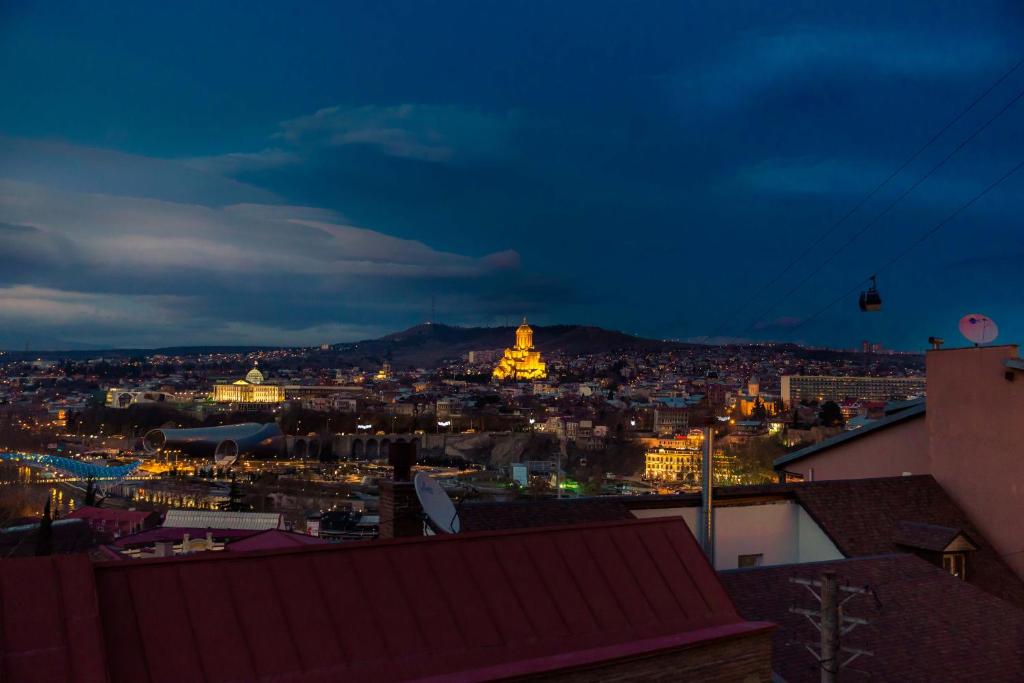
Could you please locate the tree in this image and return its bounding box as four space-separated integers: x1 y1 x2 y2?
84 476 97 507
35 498 53 557
219 474 251 512
819 401 845 428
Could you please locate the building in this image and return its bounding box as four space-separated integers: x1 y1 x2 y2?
373 361 392 381
774 344 1024 583
492 318 547 381
645 443 740 485
1 518 775 683
105 388 187 409
458 474 1024 604
212 364 285 403
780 374 925 407
653 405 689 435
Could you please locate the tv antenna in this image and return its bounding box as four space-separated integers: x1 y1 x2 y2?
414 472 461 534
959 314 998 346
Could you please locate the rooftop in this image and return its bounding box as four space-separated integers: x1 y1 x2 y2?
773 399 926 469
0 518 770 683
721 554 1024 682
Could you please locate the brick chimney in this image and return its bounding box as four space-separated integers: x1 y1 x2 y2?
378 442 423 539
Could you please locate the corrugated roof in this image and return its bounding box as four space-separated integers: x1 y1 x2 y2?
721 554 1024 681
162 509 284 530
0 518 770 683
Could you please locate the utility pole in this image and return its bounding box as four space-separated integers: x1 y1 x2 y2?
700 425 714 562
556 434 566 499
820 571 839 683
790 571 873 681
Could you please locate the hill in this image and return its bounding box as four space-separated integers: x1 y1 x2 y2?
330 323 686 368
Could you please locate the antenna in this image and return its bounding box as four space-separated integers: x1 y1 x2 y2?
414 472 461 534
959 314 998 346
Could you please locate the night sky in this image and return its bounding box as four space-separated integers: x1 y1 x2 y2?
1 2 1022 350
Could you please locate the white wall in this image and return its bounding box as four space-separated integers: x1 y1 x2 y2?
631 501 843 570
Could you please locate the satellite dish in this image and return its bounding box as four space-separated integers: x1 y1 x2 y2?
959 314 998 346
414 472 460 534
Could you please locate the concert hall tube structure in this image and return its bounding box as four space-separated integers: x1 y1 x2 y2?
142 423 284 459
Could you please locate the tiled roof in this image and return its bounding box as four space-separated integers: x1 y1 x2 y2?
785 476 1024 608
0 518 771 683
773 400 925 469
892 520 971 552
721 554 1024 682
459 496 633 531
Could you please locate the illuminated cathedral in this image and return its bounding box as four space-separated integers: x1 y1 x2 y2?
492 318 548 381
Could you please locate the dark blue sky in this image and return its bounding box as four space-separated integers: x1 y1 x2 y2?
1 1 1022 349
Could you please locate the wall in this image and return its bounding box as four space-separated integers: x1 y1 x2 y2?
926 345 1024 578
781 416 929 481
631 501 842 570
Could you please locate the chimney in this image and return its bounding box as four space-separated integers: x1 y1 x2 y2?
378 442 423 539
181 532 190 554
153 541 174 557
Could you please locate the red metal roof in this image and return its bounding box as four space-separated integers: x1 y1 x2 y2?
0 518 770 683
65 506 158 539
226 528 329 552
112 526 262 548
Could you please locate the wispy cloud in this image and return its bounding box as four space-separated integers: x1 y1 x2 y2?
671 26 1011 111
272 104 514 163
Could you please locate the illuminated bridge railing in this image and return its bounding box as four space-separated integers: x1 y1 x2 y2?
0 452 142 480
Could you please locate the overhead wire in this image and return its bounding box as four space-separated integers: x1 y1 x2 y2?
783 156 1024 335
740 77 1024 336
696 56 1024 340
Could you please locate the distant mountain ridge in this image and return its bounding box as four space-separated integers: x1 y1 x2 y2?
332 322 688 367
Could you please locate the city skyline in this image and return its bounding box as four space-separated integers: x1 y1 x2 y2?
2 2 1023 350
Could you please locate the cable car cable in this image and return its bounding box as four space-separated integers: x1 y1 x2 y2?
699 56 1024 341
784 156 1024 335
740 81 1024 336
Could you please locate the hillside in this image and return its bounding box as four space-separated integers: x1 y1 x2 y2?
329 323 686 368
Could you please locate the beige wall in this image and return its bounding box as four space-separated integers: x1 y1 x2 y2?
631 501 843 570
781 416 929 481
926 345 1024 578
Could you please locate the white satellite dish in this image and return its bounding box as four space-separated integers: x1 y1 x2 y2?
414 472 460 534
959 314 998 346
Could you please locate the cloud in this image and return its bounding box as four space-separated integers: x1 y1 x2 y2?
272 104 514 163
0 136 276 206
672 27 1010 111
181 148 301 175
0 180 518 280
0 132 542 347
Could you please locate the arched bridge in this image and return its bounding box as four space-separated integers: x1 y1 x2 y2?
0 452 142 480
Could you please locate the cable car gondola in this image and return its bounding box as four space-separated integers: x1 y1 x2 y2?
858 275 882 312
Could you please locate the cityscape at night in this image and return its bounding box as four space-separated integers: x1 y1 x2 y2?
1 2 1023 681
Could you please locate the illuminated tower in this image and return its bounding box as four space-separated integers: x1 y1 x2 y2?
515 318 533 350
492 317 547 381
